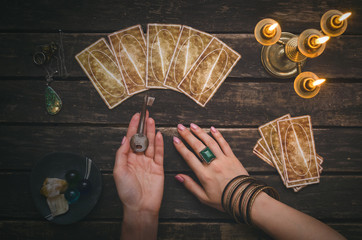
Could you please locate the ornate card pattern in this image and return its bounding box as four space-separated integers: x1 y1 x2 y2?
75 38 129 109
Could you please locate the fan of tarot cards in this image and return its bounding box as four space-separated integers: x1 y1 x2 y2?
253 114 323 192
75 24 241 109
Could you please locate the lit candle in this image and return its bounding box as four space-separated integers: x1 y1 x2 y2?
308 35 330 48
331 12 352 28
338 12 352 22
304 78 325 91
312 79 326 86
262 22 278 38
267 23 278 33
314 36 330 45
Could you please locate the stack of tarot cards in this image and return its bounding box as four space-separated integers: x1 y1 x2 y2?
75 24 241 109
253 114 324 192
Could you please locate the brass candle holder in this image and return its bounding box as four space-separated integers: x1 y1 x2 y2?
254 10 351 98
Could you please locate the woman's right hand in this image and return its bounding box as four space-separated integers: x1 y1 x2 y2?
173 123 248 211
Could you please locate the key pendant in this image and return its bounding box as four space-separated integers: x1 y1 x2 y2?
130 95 155 153
45 85 62 115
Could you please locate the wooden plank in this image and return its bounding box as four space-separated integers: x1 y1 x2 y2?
0 126 361 173
1 0 360 33
0 80 361 126
0 221 268 240
1 221 360 240
1 173 361 220
0 33 361 79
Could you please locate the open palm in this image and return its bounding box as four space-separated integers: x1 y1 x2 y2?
113 113 164 213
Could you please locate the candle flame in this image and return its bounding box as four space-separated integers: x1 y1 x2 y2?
338 12 352 22
268 23 278 32
315 36 330 45
312 79 326 86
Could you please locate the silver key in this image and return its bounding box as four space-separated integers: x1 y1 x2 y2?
130 95 155 153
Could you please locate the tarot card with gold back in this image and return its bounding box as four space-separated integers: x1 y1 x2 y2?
254 138 324 173
75 38 130 109
253 138 274 168
108 25 148 95
277 116 320 188
292 155 323 192
163 26 213 91
254 137 324 191
146 24 181 88
258 114 291 184
255 137 323 169
178 37 241 107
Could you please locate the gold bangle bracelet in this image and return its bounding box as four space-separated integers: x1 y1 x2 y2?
222 175 280 225
231 182 252 223
238 182 261 222
226 178 255 215
241 184 264 224
245 186 270 225
224 180 242 215
222 175 250 211
224 177 252 208
246 186 279 225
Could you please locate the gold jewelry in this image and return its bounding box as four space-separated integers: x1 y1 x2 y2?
221 175 250 212
246 186 279 225
241 184 263 224
225 178 254 215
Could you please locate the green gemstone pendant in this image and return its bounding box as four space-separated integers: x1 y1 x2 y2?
45 85 62 115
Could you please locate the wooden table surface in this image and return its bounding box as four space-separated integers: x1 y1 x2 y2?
1 0 361 239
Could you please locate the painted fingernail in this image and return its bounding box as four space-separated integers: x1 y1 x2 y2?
178 124 186 131
121 136 126 145
175 175 184 183
211 126 217 133
148 117 154 123
173 136 181 144
190 123 199 130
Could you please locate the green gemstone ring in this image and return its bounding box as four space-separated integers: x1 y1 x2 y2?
199 147 216 164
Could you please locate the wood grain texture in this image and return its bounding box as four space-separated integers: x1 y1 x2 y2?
0 221 269 240
1 0 361 238
0 33 361 79
0 126 361 172
1 80 361 126
1 221 361 240
0 221 362 240
1 0 360 33
1 173 361 220
2 221 360 240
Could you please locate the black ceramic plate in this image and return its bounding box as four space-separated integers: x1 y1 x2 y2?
30 152 102 224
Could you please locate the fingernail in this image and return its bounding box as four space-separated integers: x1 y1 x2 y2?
211 126 217 133
173 136 181 144
121 136 126 145
175 175 184 183
178 124 186 131
134 113 140 120
190 123 199 130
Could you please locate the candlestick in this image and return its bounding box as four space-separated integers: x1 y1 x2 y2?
254 9 351 98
